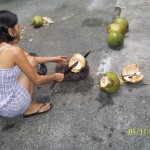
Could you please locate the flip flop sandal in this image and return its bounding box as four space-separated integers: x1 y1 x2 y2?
23 103 53 118
29 53 47 75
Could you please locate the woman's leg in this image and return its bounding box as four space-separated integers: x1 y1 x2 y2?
18 56 51 115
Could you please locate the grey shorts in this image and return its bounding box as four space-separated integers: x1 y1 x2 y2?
0 83 31 118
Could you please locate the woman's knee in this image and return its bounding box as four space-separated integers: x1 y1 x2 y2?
27 56 38 68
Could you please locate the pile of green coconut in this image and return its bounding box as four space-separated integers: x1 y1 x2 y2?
107 17 129 49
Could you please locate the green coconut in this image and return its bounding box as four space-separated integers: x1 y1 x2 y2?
31 16 43 28
107 31 124 49
100 72 120 94
112 17 129 32
107 23 126 36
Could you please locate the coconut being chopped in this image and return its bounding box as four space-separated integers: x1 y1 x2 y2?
55 53 89 81
69 53 86 73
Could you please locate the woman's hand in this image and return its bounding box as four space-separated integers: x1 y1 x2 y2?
54 56 68 64
54 73 64 82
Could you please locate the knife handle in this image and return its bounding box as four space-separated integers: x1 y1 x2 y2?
50 80 61 90
50 80 57 89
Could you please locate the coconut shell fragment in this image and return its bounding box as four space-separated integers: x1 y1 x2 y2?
42 17 54 25
122 64 144 83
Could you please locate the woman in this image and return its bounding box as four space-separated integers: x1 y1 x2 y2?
0 10 66 118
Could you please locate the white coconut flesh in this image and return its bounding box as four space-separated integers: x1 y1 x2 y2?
136 72 142 76
100 76 111 88
122 64 144 83
69 53 86 73
42 17 54 25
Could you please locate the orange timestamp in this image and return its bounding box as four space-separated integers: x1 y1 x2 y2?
128 128 150 136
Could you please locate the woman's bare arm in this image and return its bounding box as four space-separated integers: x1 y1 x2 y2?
36 56 67 64
23 51 67 64
35 56 58 63
23 50 56 63
12 47 64 85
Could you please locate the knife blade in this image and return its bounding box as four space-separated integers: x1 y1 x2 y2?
64 51 91 74
64 61 78 74
84 51 91 58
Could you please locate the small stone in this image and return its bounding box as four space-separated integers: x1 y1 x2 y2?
128 89 132 92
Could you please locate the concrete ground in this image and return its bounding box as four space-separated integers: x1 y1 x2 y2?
0 0 150 150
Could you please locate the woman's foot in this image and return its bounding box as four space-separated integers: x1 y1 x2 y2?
23 102 52 118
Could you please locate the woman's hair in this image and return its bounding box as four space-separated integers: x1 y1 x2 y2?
0 10 18 43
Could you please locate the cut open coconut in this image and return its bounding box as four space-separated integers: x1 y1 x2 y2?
99 72 120 94
122 64 144 83
69 53 86 73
